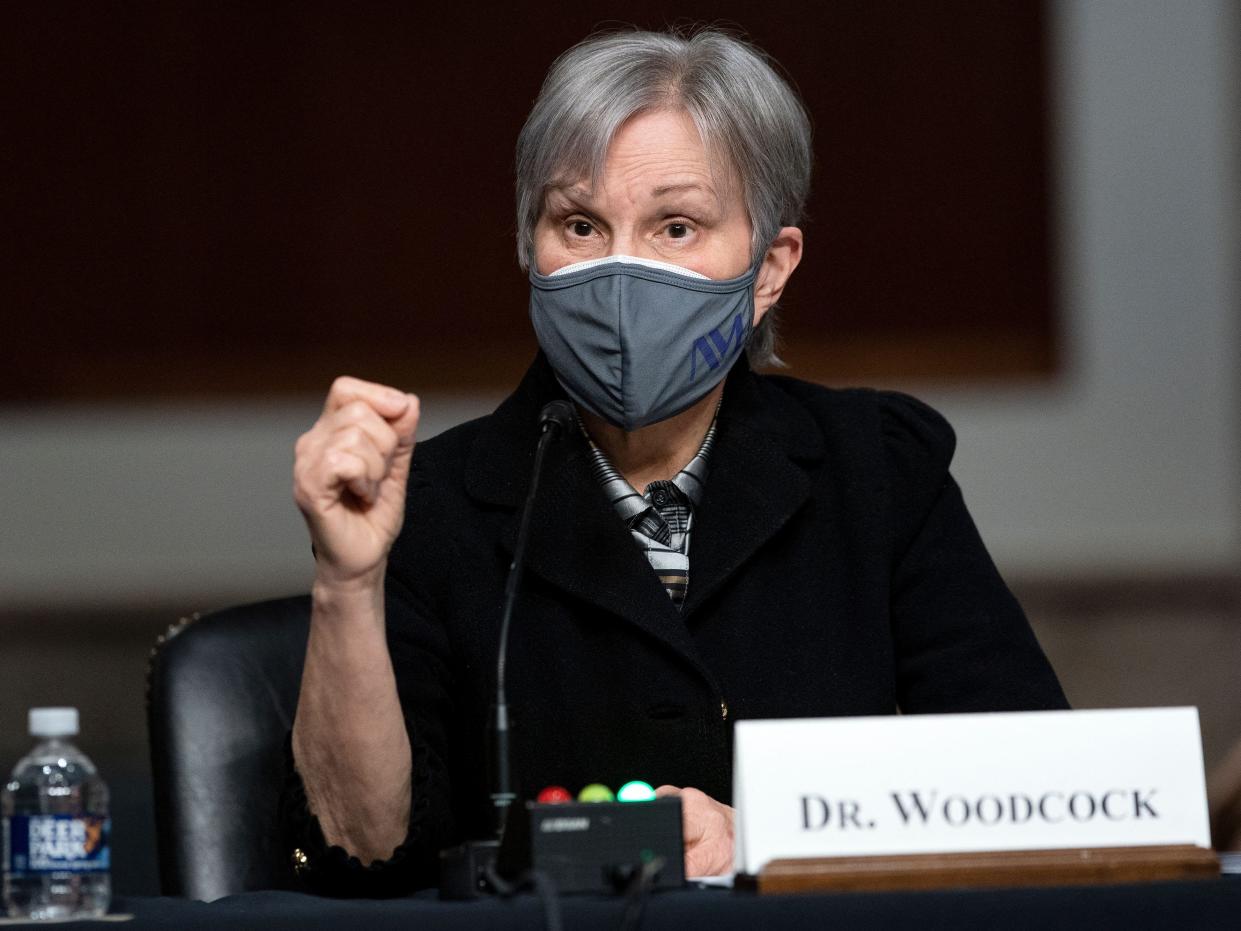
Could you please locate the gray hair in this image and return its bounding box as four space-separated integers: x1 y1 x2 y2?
515 27 813 368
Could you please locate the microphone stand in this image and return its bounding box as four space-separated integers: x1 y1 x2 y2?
442 399 685 899
490 400 573 834
441 400 573 899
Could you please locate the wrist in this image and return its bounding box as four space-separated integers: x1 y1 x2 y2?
312 568 385 617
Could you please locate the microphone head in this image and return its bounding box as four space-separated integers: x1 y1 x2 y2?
538 400 576 435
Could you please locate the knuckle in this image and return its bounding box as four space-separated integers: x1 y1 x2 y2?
325 449 353 474
292 454 316 481
376 425 398 454
292 478 315 509
343 399 370 421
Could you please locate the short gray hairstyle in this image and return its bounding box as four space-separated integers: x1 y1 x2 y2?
515 27 813 368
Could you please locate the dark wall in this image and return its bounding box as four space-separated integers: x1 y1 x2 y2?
4 1 1054 400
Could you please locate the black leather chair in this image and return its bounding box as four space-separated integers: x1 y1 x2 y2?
146 595 310 901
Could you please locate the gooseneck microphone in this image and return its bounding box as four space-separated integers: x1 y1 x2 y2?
489 400 575 834
440 397 685 901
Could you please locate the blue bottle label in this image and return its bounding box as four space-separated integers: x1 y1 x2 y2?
3 815 110 875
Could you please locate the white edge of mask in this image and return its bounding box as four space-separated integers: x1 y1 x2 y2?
546 254 710 280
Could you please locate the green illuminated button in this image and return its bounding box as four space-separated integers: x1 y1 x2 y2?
577 783 615 803
617 780 656 803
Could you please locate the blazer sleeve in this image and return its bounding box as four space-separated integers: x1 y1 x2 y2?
879 392 1069 713
279 461 460 896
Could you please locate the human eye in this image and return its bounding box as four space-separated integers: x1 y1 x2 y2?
657 217 698 245
567 217 596 238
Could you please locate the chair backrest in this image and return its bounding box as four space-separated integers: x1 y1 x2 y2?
146 595 310 901
1210 736 1241 851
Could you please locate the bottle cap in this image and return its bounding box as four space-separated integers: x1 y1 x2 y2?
29 707 79 737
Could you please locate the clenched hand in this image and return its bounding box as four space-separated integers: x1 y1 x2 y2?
293 376 420 589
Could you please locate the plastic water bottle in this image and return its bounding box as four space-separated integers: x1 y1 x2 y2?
2 708 111 919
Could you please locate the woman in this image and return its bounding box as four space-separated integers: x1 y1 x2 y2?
286 27 1067 894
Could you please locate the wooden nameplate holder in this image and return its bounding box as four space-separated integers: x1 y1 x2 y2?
752 844 1220 894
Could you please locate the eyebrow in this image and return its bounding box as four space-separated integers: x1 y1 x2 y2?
547 185 592 202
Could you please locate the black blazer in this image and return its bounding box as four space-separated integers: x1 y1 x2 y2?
284 354 1067 894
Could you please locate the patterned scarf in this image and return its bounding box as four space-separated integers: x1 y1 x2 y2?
581 411 717 610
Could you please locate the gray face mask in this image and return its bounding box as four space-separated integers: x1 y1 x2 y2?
529 255 758 431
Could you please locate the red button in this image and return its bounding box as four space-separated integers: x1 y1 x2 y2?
537 785 573 804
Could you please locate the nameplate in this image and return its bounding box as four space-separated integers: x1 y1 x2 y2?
733 708 1210 875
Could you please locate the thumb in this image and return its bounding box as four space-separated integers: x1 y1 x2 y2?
380 395 420 497
391 394 421 453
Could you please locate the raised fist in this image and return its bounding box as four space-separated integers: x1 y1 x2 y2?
293 376 421 588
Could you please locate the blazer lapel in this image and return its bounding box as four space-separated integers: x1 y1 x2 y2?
681 367 826 617
518 443 703 655
463 354 828 668
465 355 706 673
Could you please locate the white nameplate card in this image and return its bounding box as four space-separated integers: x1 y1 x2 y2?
733 707 1210 875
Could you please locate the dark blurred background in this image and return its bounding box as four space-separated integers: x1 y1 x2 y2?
2 1 1238 895
4 0 1056 401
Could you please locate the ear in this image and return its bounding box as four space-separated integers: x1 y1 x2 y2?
753 227 804 326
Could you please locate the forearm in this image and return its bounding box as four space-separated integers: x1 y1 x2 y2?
292 576 412 863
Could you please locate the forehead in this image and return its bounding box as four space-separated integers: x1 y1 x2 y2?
607 109 710 168
552 108 741 205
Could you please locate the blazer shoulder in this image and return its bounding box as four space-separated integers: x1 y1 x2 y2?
390 414 491 563
406 415 489 492
760 375 956 475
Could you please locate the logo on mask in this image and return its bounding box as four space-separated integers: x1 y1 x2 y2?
690 311 749 380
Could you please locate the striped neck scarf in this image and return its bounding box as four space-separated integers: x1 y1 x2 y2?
581 410 718 610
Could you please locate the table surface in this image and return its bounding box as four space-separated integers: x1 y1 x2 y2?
41 875 1241 930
